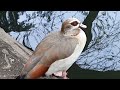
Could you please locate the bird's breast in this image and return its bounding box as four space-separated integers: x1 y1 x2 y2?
45 43 81 76
45 30 86 76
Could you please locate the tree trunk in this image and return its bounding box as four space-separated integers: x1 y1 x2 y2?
0 27 63 79
0 27 32 79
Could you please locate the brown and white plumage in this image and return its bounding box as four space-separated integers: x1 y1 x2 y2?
16 18 87 79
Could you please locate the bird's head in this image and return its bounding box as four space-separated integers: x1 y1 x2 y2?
61 18 87 36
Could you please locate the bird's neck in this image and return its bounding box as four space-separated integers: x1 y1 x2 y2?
75 29 87 50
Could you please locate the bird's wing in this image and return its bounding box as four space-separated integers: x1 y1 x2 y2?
22 32 78 79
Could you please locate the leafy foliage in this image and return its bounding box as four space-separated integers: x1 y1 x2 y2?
0 11 34 32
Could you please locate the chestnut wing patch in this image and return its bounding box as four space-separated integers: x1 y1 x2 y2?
23 32 78 78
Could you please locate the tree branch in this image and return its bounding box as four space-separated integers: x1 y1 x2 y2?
68 11 99 79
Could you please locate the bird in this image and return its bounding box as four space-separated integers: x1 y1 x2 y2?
16 18 87 79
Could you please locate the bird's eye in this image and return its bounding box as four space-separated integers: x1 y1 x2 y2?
70 21 78 26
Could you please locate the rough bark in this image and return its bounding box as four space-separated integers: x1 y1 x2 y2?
0 27 32 79
0 27 63 79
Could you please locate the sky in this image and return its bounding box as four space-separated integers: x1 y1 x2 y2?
10 11 87 50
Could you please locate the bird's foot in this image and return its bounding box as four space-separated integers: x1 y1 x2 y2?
16 74 26 79
52 71 69 79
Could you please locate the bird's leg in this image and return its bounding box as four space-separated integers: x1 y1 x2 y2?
62 70 69 79
53 70 69 79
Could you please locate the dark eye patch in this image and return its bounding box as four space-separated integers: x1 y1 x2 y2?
70 21 78 26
